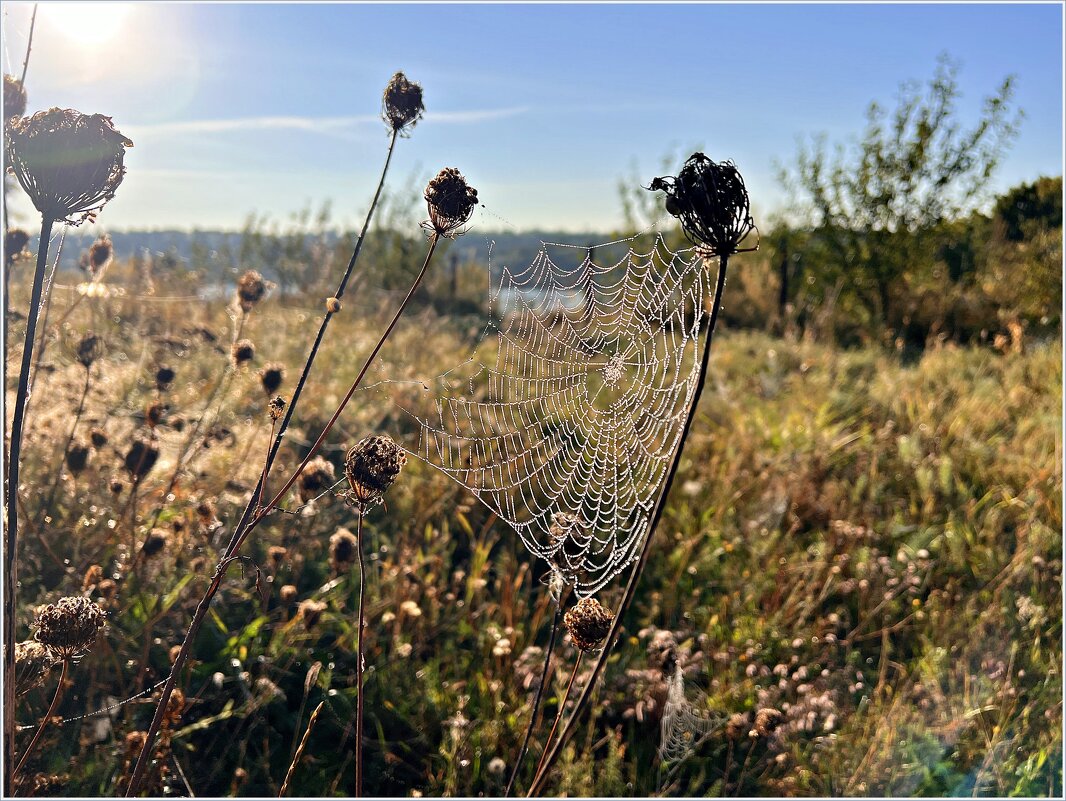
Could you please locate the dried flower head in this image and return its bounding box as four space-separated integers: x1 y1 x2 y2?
89 428 108 448
162 688 185 729
33 596 106 659
548 511 592 576
145 400 167 429
343 434 406 506
299 456 336 502
329 528 358 572
423 167 479 238
155 364 175 390
649 153 757 257
196 499 217 526
86 233 113 278
268 545 288 566
750 707 783 738
75 332 103 368
65 440 90 476
82 564 104 591
109 477 124 495
232 339 255 366
141 528 168 558
5 228 30 265
726 711 751 740
382 71 425 135
280 584 298 604
14 641 58 697
123 437 159 482
563 597 614 652
96 579 117 601
268 395 286 421
259 362 285 394
4 74 27 120
236 269 266 312
6 108 133 225
297 599 327 628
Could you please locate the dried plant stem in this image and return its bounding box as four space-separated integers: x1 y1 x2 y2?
126 232 441 798
528 656 582 793
504 604 562 797
12 657 67 782
4 215 53 794
19 4 37 85
527 254 729 796
354 507 367 797
228 129 400 549
279 701 325 797
24 227 66 404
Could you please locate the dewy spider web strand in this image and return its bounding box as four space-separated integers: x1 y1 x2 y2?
362 229 711 597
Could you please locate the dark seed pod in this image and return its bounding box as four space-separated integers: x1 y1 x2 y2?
3 74 27 120
236 269 266 312
329 528 358 572
155 364 176 390
268 545 287 566
231 339 255 367
299 456 335 502
5 108 133 225
87 234 113 278
382 71 425 136
648 153 757 257
344 434 406 506
75 332 103 368
109 476 124 495
124 437 159 482
65 440 90 476
563 597 614 652
141 528 168 558
423 167 479 239
33 596 106 659
259 362 285 394
268 395 286 421
145 401 167 429
89 428 108 448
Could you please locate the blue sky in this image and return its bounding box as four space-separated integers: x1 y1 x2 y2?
2 2 1062 233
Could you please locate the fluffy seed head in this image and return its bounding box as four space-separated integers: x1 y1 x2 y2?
649 153 756 257
65 440 90 476
75 332 103 368
231 339 255 366
236 269 266 312
4 74 27 120
259 362 284 394
299 456 335 502
86 234 113 278
268 545 288 566
6 108 133 225
382 71 425 135
344 434 406 506
329 528 358 572
123 437 159 482
268 395 286 421
423 167 478 238
750 707 783 738
109 477 124 495
563 597 614 652
33 596 106 658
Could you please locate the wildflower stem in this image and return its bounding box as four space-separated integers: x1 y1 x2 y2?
12 656 67 782
354 506 366 797
4 214 53 794
528 656 582 794
19 4 37 86
527 254 729 796
505 604 562 797
279 701 325 797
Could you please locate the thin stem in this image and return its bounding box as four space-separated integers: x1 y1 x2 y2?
19 4 38 86
126 231 441 799
257 418 277 514
13 657 67 782
528 656 582 794
36 365 92 528
4 215 53 795
225 129 400 555
354 507 366 797
527 253 730 796
504 604 562 797
24 226 66 407
279 701 324 797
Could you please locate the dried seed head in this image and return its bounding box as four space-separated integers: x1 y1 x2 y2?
4 228 30 265
65 440 90 476
299 456 336 502
123 437 159 482
649 153 757 257
423 167 479 238
96 579 117 601
82 564 104 591
259 362 285 395
726 712 751 740
75 332 103 368
326 296 342 313
382 71 425 136
236 269 266 312
750 707 783 738
297 599 327 628
231 339 255 367
169 645 182 664
280 584 298 603
4 74 27 120
155 364 175 390
86 234 113 278
268 395 286 421
563 597 614 652
33 596 106 658
329 528 358 572
162 688 185 729
141 528 168 558
5 108 133 225
268 545 288 566
144 401 167 429
344 434 406 506
109 477 124 495
14 641 58 697
196 499 217 526
124 731 147 760
89 428 108 448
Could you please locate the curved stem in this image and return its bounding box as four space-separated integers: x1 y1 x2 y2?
126 231 441 799
13 657 67 782
354 507 366 797
527 656 581 794
4 215 53 795
527 254 730 796
504 604 562 797
279 701 324 797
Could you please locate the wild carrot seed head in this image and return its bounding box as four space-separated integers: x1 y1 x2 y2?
382 71 425 136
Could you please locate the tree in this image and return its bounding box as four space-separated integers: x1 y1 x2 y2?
779 55 1022 328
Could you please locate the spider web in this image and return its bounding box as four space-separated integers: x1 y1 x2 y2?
369 231 716 597
658 664 720 763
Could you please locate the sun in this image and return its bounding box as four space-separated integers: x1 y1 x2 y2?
42 3 135 47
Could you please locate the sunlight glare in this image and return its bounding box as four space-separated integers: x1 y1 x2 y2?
42 3 135 48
